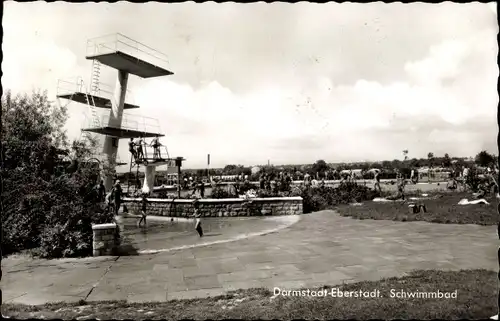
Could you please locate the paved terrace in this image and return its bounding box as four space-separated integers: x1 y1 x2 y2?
2 210 496 304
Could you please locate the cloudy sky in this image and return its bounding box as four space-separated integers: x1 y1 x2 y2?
2 2 498 169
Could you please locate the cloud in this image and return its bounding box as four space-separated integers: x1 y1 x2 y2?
2 2 498 169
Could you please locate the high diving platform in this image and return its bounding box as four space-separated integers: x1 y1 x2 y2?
57 92 139 110
134 157 176 167
81 113 165 139
85 33 174 78
57 77 139 110
58 32 176 191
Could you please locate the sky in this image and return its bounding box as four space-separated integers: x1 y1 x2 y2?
2 1 499 170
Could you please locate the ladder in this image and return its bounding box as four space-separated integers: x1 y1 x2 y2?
84 90 100 128
78 59 101 131
90 59 101 96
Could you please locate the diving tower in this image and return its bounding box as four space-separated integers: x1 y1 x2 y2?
58 33 175 191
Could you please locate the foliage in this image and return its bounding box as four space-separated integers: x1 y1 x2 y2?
210 185 237 199
2 90 114 258
256 189 280 198
221 164 251 176
443 153 452 167
237 181 259 194
312 160 329 176
475 150 496 168
464 166 483 192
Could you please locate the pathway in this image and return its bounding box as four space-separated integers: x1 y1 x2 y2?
2 210 496 304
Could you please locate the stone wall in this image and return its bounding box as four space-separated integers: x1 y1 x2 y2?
122 197 303 217
92 223 119 256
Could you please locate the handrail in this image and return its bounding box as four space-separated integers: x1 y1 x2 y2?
94 112 162 133
85 33 169 64
115 33 169 62
87 33 169 60
56 77 136 105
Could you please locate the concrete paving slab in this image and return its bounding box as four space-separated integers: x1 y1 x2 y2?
2 210 497 305
182 265 218 278
217 269 274 283
86 285 129 302
184 275 222 290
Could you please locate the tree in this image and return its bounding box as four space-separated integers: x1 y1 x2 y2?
312 160 329 175
222 164 238 175
2 90 113 258
427 152 434 167
409 158 420 168
443 153 452 167
475 150 496 168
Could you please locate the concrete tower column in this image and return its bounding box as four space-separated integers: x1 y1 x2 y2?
103 70 129 191
142 165 156 194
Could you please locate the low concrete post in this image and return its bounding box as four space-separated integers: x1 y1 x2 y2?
92 223 119 256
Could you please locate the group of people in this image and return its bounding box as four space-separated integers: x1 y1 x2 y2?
128 135 163 163
104 180 123 215
95 179 124 216
259 172 293 192
303 174 328 188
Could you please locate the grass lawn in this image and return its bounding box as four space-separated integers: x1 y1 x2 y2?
337 191 498 225
2 269 496 320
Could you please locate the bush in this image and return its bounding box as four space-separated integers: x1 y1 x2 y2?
300 182 379 213
257 189 280 198
465 167 483 192
2 90 115 258
238 181 259 194
211 185 237 199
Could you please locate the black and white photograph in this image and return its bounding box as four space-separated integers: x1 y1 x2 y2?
1 1 499 319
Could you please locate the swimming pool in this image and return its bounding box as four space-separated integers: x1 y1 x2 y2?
115 214 299 254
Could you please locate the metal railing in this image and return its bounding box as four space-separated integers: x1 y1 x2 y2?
56 77 137 106
57 77 85 96
84 112 162 134
86 33 170 70
140 144 171 161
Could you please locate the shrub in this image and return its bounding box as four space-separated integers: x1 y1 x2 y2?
238 181 259 194
2 90 115 258
256 189 273 198
465 167 484 192
211 185 237 199
300 182 379 213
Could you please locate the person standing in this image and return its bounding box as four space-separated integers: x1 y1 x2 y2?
98 180 106 202
191 200 203 237
259 174 265 189
113 180 123 215
374 170 381 193
135 136 144 161
396 171 406 200
128 138 137 161
138 193 148 227
151 135 161 160
105 190 114 214
304 173 311 188
199 180 205 198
